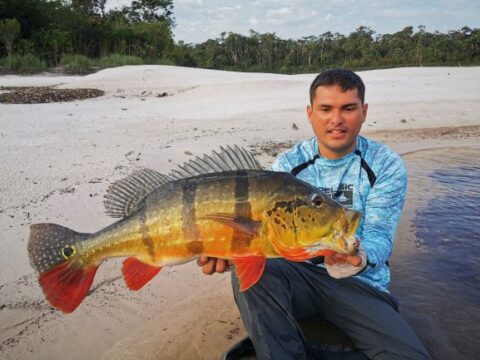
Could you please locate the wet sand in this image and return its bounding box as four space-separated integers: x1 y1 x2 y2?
0 66 479 359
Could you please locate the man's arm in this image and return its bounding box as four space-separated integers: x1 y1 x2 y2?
326 154 407 278
361 154 407 269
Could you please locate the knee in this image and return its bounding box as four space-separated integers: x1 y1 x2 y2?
263 258 290 277
256 258 293 290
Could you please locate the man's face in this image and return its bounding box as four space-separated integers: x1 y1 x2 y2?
307 85 368 160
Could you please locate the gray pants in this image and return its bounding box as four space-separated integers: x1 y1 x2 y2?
232 259 430 360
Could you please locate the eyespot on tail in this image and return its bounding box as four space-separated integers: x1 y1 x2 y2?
28 223 89 273
28 223 95 313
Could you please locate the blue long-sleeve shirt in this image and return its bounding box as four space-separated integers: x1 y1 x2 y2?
271 135 407 293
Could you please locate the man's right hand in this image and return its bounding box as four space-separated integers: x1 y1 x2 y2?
197 256 231 275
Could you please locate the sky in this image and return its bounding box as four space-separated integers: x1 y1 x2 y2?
108 0 480 44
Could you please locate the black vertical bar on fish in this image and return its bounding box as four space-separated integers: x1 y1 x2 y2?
231 171 254 252
181 180 204 254
139 210 156 261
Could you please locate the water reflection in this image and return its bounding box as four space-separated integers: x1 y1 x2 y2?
391 147 480 360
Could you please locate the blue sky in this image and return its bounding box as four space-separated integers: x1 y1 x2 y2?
108 0 480 44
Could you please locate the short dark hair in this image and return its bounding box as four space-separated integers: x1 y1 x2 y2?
309 68 365 104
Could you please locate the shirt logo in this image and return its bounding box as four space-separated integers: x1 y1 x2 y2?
319 184 354 207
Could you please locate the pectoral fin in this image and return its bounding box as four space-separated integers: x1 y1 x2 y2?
267 222 315 262
122 257 162 290
200 214 261 237
309 249 336 257
232 256 266 291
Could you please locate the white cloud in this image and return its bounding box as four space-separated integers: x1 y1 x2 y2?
266 7 292 16
177 0 203 4
218 5 242 12
165 0 480 43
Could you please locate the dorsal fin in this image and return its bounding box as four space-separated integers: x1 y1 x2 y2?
169 145 263 180
104 169 170 218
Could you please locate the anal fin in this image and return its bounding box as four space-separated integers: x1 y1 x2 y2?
122 257 162 291
232 256 266 291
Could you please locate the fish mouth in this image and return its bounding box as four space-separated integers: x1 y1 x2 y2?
344 210 361 254
302 210 361 256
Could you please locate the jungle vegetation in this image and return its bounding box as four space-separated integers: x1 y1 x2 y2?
0 0 479 74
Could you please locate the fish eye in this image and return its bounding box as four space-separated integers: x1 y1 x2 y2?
62 245 76 259
311 194 323 207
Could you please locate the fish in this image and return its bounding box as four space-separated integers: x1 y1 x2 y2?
28 145 361 313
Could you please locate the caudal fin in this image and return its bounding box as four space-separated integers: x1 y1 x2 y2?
28 223 97 313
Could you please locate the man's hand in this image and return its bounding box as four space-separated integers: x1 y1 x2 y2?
197 256 231 275
324 252 363 267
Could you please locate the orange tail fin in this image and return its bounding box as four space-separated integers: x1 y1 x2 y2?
28 223 96 313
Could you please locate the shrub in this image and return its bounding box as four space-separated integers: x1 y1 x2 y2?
0 54 47 74
0 19 21 56
60 54 92 74
96 54 143 68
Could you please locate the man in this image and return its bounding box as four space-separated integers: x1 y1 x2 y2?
198 69 430 359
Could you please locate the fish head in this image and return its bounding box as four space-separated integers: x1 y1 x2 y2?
295 193 361 255
265 180 361 256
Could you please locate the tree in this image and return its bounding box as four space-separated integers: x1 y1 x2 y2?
414 25 426 66
128 0 174 26
97 0 107 17
41 29 70 65
132 20 173 58
0 18 21 56
71 0 96 16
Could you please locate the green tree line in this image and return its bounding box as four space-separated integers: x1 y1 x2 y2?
180 26 480 73
0 0 479 73
0 0 174 72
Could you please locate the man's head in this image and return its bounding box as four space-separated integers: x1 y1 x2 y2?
309 68 365 105
307 68 368 160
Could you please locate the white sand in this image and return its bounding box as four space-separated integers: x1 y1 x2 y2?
0 66 479 359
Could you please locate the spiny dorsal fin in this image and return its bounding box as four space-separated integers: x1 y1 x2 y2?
169 145 263 180
104 168 170 218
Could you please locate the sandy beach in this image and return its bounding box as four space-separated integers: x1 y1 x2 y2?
1 66 479 359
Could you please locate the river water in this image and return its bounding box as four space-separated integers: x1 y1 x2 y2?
391 147 480 360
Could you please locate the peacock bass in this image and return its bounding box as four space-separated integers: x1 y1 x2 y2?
28 146 361 313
